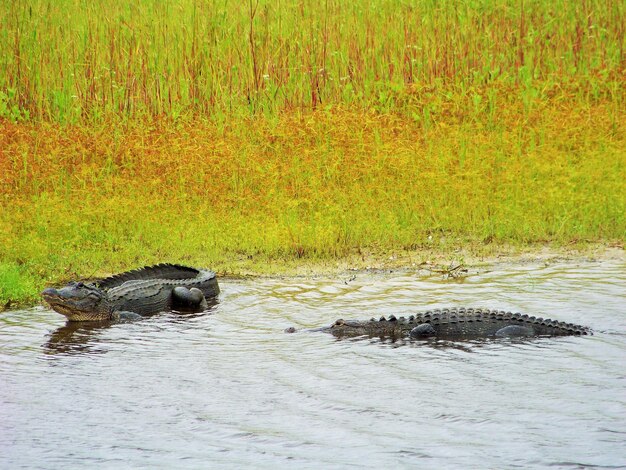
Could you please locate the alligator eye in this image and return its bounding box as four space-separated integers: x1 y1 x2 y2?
334 319 344 326
76 282 85 288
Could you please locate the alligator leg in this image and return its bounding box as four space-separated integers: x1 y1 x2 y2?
410 324 437 338
172 286 208 310
111 311 144 322
494 325 535 337
410 323 536 339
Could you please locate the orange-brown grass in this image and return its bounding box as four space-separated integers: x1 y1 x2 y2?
1 92 624 305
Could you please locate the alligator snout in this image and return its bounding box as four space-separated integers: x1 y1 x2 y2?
41 287 59 299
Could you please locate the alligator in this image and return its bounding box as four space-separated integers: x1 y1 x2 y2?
286 307 592 340
41 264 219 322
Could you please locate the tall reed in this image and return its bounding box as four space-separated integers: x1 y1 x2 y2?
0 0 623 122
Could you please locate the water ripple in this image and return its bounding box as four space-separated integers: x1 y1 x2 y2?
1 260 625 469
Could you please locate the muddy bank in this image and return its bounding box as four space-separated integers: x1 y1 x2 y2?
217 243 625 279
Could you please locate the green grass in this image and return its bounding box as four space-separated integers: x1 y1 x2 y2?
0 263 38 308
0 0 624 307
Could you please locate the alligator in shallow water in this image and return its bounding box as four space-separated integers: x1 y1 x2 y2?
287 307 592 340
42 264 219 322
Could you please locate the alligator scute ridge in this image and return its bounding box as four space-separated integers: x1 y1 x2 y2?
42 264 219 322
94 264 206 290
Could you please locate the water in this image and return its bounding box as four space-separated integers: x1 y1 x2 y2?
1 261 625 469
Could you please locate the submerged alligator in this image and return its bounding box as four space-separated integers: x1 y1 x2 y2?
42 264 219 322
287 307 592 340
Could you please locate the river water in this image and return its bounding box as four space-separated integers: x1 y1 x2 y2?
1 261 625 469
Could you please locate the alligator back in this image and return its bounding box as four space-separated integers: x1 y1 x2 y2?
96 264 219 315
96 264 207 289
326 308 592 339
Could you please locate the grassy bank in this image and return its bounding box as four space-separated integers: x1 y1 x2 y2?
1 0 624 307
2 103 624 307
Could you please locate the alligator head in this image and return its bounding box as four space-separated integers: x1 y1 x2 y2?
42 282 113 322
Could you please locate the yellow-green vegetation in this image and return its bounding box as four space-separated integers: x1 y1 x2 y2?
0 0 624 307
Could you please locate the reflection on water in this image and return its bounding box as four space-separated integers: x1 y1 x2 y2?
1 261 625 469
44 299 220 355
44 321 113 355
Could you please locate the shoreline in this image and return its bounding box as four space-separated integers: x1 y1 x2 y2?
2 243 623 312
212 243 625 279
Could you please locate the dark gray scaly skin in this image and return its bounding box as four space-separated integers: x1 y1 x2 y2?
297 307 592 339
41 264 219 322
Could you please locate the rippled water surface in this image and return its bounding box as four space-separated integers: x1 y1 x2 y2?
2 261 625 469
